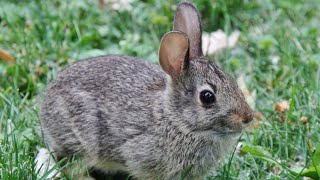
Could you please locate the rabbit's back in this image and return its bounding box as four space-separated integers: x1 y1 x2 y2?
53 55 165 94
40 55 166 163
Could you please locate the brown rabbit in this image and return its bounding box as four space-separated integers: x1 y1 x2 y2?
40 2 253 179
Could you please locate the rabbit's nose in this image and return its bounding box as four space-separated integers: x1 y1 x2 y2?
242 116 252 124
241 110 254 124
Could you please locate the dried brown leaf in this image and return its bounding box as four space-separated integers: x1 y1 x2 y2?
99 0 104 8
300 116 308 125
274 100 289 112
0 48 15 64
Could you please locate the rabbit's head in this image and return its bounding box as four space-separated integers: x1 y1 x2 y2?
159 2 253 138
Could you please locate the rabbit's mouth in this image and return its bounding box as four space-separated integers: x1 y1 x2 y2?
192 117 245 136
208 129 243 136
191 111 251 136
193 129 242 143
193 127 243 138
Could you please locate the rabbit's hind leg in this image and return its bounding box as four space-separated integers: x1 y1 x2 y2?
89 167 131 180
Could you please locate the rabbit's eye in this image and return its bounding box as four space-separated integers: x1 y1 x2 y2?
200 90 216 105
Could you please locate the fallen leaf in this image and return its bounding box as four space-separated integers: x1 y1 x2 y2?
0 48 15 63
274 100 289 112
202 29 240 55
99 0 104 8
300 116 308 124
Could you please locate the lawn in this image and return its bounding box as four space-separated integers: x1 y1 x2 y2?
0 0 319 179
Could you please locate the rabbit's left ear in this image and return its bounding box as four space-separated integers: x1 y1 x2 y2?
173 2 203 59
159 31 189 77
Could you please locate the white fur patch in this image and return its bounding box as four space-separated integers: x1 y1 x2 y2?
35 148 61 178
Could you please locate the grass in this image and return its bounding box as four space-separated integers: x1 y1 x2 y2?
0 0 319 179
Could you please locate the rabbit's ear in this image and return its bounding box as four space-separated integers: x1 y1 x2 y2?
159 31 189 77
173 2 203 59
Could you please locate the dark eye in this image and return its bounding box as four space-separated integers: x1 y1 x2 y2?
200 90 216 106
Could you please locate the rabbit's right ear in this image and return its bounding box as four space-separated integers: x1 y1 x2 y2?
159 31 189 77
174 2 203 60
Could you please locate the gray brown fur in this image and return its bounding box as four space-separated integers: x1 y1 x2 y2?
40 2 253 179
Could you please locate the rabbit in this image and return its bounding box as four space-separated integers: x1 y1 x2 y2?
40 2 253 180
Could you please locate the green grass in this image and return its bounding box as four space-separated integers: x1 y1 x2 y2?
0 0 319 179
